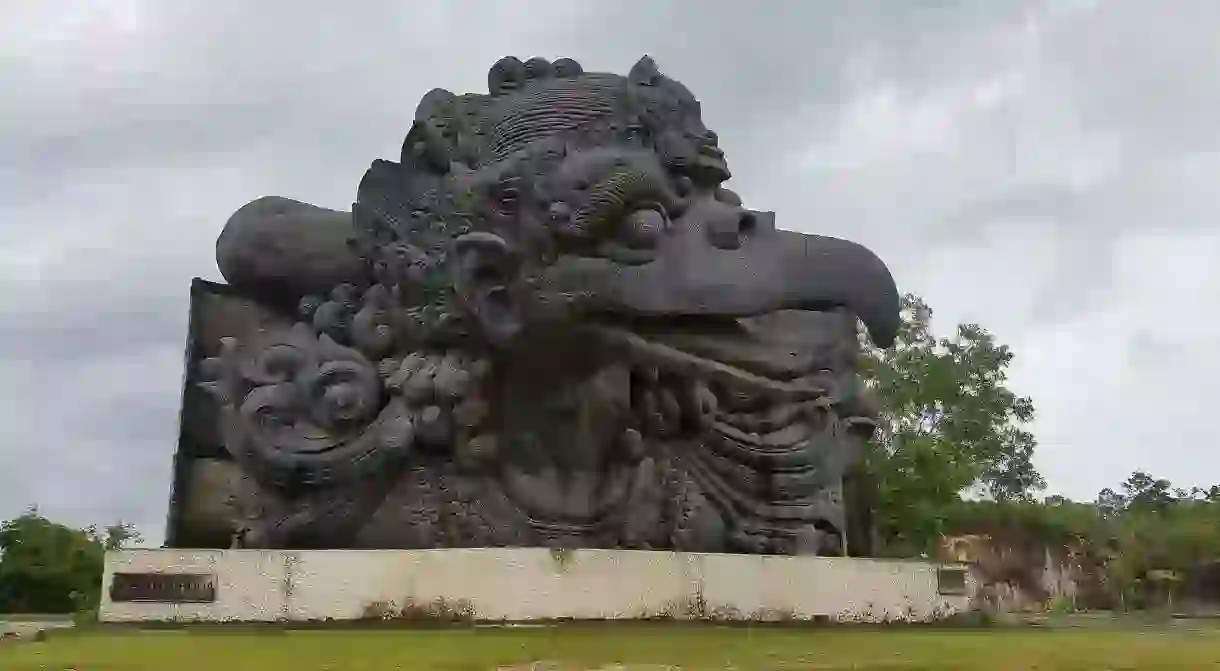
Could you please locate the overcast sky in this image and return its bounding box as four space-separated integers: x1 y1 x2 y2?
2 0 1217 542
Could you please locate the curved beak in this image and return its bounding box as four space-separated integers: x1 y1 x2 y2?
542 202 901 348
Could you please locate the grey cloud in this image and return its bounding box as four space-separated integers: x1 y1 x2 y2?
1044 1 1220 153
2 0 1218 541
0 346 183 538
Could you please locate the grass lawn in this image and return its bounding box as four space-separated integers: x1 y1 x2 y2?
2 624 1218 670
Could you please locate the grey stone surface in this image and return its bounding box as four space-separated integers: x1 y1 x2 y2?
216 196 369 299
170 55 900 555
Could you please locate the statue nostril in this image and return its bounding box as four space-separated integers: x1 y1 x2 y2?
707 209 756 250
738 211 757 236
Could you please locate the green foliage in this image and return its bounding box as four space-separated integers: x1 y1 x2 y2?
72 606 100 626
1102 488 1220 608
857 293 1045 555
940 497 1107 550
0 508 139 614
1047 595 1077 615
936 476 1220 610
86 522 143 552
852 292 1220 599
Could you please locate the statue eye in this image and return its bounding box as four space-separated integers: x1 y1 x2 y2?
618 207 668 250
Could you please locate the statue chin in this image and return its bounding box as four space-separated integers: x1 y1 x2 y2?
170 54 899 556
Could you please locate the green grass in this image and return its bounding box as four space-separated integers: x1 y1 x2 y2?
0 613 74 622
2 625 1218 670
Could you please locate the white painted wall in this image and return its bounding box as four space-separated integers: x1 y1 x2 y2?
100 548 971 623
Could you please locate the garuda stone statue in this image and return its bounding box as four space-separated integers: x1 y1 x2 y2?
173 55 900 556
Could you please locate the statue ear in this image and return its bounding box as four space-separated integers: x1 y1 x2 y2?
450 232 522 346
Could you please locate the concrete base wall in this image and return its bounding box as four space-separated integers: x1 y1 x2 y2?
100 548 972 624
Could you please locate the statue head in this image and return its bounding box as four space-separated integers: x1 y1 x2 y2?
345 55 896 357
198 56 899 554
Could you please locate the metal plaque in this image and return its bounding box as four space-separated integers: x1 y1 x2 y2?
936 566 968 596
109 572 217 603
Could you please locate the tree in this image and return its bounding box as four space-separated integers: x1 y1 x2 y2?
1193 485 1220 503
1120 471 1175 513
1096 487 1126 518
86 523 143 552
0 509 140 614
854 293 1045 556
1083 473 1220 608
